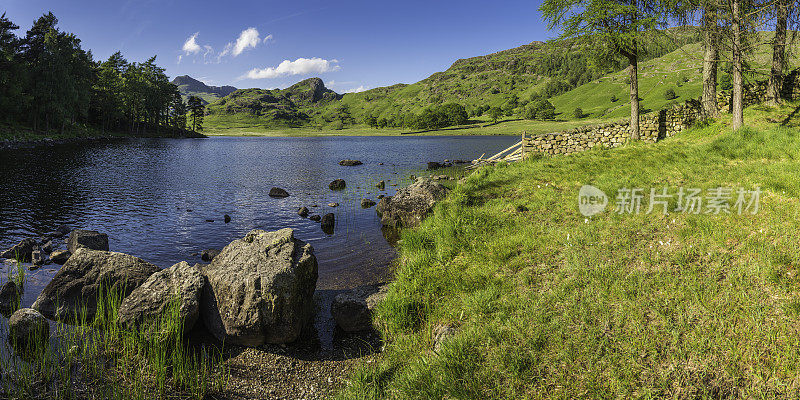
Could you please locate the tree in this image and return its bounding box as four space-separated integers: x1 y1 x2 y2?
767 0 791 105
664 88 678 100
187 96 205 132
541 0 658 140
0 13 22 121
364 115 378 128
728 0 744 130
701 0 721 117
487 106 503 123
438 103 469 126
525 99 556 120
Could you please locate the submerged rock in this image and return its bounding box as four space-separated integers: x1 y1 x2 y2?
297 207 310 218
199 229 318 346
339 159 363 166
0 238 38 262
427 161 443 170
331 284 388 332
118 261 204 331
32 248 160 321
269 187 290 198
376 180 385 190
328 202 339 207
8 308 49 350
309 215 321 222
376 178 449 229
68 230 109 253
224 214 232 223
329 179 346 191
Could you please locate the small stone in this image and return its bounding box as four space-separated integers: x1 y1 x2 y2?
8 308 49 350
339 160 363 166
309 215 321 222
328 203 339 207
224 214 231 223
49 250 71 265
376 180 385 190
298 207 310 217
329 179 346 191
201 249 221 262
361 199 376 208
269 187 290 198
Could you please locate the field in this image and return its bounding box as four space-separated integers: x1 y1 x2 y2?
338 102 800 398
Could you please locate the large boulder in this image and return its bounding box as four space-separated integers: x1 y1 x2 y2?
0 238 38 261
68 230 109 253
8 308 49 350
32 248 160 321
199 228 318 346
269 187 290 198
376 178 449 228
118 262 204 331
331 284 388 332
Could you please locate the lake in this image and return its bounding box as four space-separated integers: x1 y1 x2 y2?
0 135 518 310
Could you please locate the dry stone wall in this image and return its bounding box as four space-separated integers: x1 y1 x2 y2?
524 69 800 156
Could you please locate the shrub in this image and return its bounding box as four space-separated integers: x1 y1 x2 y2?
664 89 678 100
610 94 618 103
573 107 584 119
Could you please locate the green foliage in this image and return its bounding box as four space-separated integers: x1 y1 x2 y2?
664 88 678 100
524 99 556 120
573 107 584 118
610 94 618 102
187 96 205 132
0 12 188 136
487 107 503 123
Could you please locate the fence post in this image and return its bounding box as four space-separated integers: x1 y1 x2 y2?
521 131 526 159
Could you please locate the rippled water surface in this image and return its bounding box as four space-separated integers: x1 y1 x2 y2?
0 135 517 305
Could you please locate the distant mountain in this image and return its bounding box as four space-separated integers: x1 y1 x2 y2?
205 77 341 127
171 75 237 104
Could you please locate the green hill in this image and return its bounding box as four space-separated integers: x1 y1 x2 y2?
199 28 702 132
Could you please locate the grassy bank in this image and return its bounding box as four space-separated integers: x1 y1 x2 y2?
202 116 600 137
340 102 800 398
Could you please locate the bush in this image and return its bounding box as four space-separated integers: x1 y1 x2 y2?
573 107 584 119
610 94 618 103
664 88 678 100
524 99 556 121
488 107 503 123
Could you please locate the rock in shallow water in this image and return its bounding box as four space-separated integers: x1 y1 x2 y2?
8 308 49 350
360 199 376 208
321 213 335 234
329 179 346 191
331 284 388 332
118 261 204 331
376 178 449 229
0 281 21 313
32 248 160 321
309 215 321 222
297 207 310 218
269 187 290 198
68 229 109 253
199 228 318 346
49 250 71 265
0 238 37 262
338 159 363 166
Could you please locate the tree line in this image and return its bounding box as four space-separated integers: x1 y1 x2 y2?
541 0 799 136
0 12 202 135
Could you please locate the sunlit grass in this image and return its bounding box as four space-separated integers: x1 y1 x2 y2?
338 102 800 399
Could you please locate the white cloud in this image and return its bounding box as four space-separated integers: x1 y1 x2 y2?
345 85 369 93
242 57 341 79
182 32 202 54
220 28 269 58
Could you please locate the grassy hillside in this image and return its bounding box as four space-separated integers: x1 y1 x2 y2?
339 102 800 398
551 32 800 120
202 29 702 134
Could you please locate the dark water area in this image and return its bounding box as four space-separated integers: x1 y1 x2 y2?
0 135 518 311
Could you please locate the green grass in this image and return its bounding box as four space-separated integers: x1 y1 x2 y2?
338 102 800 399
0 286 228 399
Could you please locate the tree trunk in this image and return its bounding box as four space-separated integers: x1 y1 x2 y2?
767 0 788 105
731 0 744 130
628 53 640 140
702 2 720 117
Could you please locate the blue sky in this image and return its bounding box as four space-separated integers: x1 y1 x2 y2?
2 0 557 93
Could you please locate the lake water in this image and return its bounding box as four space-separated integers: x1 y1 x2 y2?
0 135 518 310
